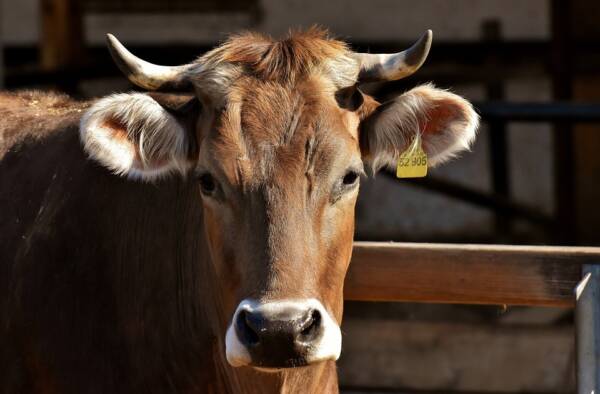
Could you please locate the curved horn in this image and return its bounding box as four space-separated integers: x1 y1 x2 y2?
106 34 194 91
356 30 432 83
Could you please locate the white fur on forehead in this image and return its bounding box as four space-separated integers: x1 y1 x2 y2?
365 84 479 172
80 93 191 181
322 52 360 89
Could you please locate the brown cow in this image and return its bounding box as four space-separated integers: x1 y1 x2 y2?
0 28 478 393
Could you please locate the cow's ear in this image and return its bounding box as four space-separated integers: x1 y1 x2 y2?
360 84 479 172
80 92 199 181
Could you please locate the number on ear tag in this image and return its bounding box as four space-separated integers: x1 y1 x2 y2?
396 135 428 178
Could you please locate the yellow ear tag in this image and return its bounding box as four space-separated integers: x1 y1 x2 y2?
396 134 428 178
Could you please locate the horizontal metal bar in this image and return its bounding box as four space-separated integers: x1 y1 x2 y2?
345 242 600 307
475 101 600 122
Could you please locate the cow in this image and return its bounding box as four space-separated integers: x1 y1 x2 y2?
0 28 478 393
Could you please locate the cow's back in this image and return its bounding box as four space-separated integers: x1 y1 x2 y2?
0 92 217 393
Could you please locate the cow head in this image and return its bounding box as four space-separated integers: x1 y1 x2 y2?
80 29 478 370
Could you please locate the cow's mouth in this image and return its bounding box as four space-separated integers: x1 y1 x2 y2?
251 357 310 371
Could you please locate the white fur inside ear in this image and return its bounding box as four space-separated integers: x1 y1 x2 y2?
80 93 191 180
365 84 479 172
415 85 479 167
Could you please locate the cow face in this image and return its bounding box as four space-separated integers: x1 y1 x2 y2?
200 78 361 369
80 29 478 370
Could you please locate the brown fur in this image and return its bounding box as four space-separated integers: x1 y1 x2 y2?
208 27 351 83
189 28 360 105
0 91 88 159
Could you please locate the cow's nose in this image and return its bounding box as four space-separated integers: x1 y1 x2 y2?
236 307 323 352
225 299 341 369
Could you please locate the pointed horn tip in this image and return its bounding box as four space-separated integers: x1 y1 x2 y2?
424 30 433 47
105 34 123 54
417 29 433 49
106 34 127 52
409 30 432 53
405 29 433 68
355 29 433 83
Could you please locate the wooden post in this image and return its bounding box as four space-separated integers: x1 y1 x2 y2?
571 0 600 246
0 2 3 89
550 0 577 245
482 19 511 242
40 0 84 70
575 264 600 393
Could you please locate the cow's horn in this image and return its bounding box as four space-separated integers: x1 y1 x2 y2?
106 34 194 91
356 30 432 83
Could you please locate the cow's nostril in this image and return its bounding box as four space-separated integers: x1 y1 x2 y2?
299 309 321 341
236 310 260 346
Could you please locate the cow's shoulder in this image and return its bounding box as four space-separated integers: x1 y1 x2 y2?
0 90 90 159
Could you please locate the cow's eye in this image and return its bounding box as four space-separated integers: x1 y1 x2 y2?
342 170 360 186
331 168 361 203
198 173 217 195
